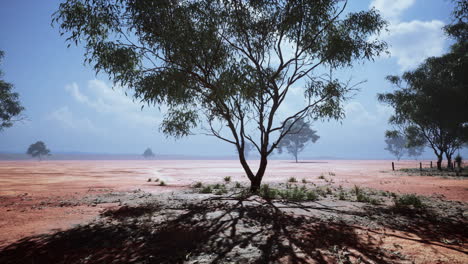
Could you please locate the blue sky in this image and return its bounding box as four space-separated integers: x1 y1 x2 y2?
0 0 463 159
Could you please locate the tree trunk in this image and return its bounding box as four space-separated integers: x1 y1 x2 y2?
295 153 298 163
445 153 452 170
436 155 442 170
250 152 268 192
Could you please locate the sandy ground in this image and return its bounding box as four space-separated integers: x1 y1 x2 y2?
0 159 466 263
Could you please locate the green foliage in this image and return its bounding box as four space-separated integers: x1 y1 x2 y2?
159 181 166 186
338 190 347 200
287 177 297 183
379 1 468 164
318 174 325 180
259 184 279 200
0 50 24 131
234 182 242 188
26 141 51 160
301 178 307 184
200 186 212 194
223 176 231 183
193 182 203 188
455 154 462 165
394 194 424 209
54 0 388 190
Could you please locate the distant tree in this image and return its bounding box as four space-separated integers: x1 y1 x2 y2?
54 0 387 191
0 50 24 131
384 130 424 161
384 131 405 161
142 147 155 159
277 119 319 163
235 142 254 159
27 141 50 160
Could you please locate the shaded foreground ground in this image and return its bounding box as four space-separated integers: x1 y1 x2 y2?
0 160 467 263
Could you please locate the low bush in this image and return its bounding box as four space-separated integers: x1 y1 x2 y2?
302 178 307 184
259 184 278 200
394 194 424 209
224 176 231 183
147 178 152 182
288 177 298 183
193 182 203 188
234 182 242 188
200 186 213 194
159 181 166 186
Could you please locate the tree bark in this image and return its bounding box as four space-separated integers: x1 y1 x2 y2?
436 155 442 170
250 152 268 192
446 153 452 170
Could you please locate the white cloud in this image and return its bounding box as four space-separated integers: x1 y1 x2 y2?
383 20 446 70
370 0 447 71
65 80 162 127
370 0 415 21
344 102 393 126
48 106 101 134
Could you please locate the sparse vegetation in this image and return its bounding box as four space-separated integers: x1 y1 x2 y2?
159 181 166 186
287 177 298 183
200 186 213 194
234 182 242 188
223 176 231 183
147 178 151 182
318 174 325 180
394 194 424 209
301 178 307 184
193 182 203 188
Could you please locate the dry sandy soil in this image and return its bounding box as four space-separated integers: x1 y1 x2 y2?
0 160 466 263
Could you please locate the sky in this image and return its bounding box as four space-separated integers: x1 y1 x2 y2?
0 0 464 159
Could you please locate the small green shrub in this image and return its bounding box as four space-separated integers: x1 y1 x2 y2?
213 183 222 189
147 178 152 182
193 182 203 188
318 174 325 180
215 188 227 195
306 190 319 201
159 181 166 186
288 177 297 183
224 176 231 183
200 186 213 194
338 191 346 200
235 182 242 188
259 184 278 200
302 178 307 184
394 194 424 209
154 178 159 182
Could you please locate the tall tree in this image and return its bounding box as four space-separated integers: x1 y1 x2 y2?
27 141 51 160
54 0 387 191
277 119 319 163
142 147 155 159
379 0 467 170
0 50 24 131
378 57 466 170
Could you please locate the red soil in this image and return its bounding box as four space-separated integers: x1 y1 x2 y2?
0 160 466 249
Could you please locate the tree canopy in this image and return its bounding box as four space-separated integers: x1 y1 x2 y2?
0 50 24 131
379 0 467 170
27 141 51 160
54 0 387 191
277 118 319 162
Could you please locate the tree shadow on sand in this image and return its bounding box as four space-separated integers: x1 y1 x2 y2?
0 195 466 264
